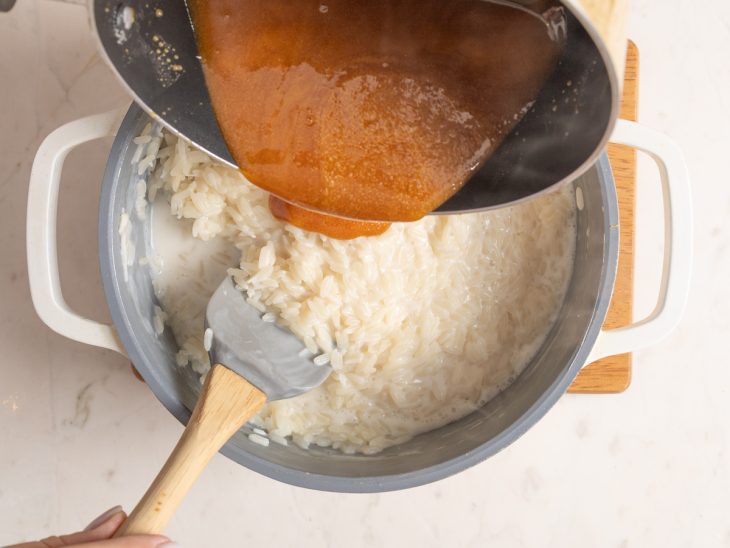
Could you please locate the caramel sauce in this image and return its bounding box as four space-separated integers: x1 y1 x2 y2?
190 0 561 238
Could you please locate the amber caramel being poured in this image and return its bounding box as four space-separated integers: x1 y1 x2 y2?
190 0 561 238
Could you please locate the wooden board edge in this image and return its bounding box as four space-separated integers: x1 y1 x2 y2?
568 41 638 394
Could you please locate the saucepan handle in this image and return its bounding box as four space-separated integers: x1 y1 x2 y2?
586 119 692 364
27 109 128 356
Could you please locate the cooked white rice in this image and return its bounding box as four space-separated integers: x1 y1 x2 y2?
152 305 167 335
118 209 134 282
248 433 270 447
144 130 577 455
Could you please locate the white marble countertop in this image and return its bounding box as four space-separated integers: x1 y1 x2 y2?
1 1 727 546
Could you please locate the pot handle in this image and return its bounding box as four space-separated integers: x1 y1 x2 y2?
27 109 128 356
586 119 692 364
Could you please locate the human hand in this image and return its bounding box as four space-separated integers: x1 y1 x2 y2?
6 506 180 548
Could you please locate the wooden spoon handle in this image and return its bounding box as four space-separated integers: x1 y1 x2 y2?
115 364 267 536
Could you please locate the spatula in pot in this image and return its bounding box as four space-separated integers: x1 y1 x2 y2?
116 276 331 535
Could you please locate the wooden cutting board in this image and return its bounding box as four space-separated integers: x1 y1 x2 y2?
569 41 638 394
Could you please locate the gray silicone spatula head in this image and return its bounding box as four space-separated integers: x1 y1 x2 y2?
205 276 331 401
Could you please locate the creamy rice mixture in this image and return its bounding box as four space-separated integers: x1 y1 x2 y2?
136 126 577 455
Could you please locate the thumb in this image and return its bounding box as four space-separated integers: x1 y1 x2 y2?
62 508 172 547
70 536 177 548
65 509 173 547
6 508 173 548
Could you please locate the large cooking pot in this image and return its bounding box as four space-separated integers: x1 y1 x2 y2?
27 104 691 492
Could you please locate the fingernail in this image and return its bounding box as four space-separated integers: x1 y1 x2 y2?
83 505 123 531
157 543 183 548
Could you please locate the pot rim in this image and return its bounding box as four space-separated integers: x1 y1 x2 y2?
99 104 619 492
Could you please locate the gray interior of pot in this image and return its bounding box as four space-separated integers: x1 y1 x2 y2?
99 105 618 492
93 0 614 213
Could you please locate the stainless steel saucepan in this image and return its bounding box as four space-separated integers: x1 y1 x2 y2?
91 0 629 212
